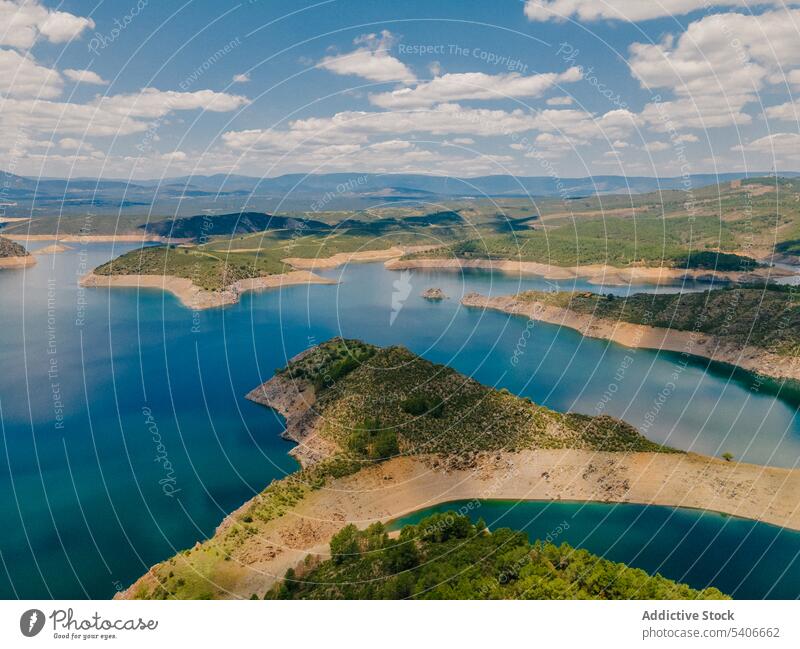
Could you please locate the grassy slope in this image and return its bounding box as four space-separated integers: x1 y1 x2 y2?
92 244 286 290
266 513 728 600
404 215 761 269
516 286 800 356
77 176 800 283
131 338 675 600
94 213 467 290
400 177 800 268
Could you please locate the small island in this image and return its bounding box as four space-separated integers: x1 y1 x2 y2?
34 243 72 255
421 287 447 300
118 338 799 600
0 235 35 269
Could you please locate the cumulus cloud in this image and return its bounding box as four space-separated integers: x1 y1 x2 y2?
222 103 637 165
232 73 250 84
58 137 94 152
764 101 800 122
523 0 795 23
0 48 62 98
318 30 416 83
630 10 800 130
63 68 109 85
643 141 671 152
0 0 94 49
546 95 573 106
733 132 800 159
0 88 250 138
161 151 188 161
369 67 582 108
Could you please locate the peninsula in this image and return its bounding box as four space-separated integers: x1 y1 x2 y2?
118 339 799 600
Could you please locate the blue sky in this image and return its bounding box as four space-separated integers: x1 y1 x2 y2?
2 0 799 179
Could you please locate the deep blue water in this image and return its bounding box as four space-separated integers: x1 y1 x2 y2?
0 243 798 598
388 500 800 600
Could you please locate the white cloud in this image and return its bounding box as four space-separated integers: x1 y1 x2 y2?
232 73 250 84
546 95 573 106
631 10 800 130
318 30 416 84
0 0 94 49
450 137 475 145
0 48 62 98
643 141 671 152
524 1 795 23
161 151 187 161
58 138 93 151
63 68 108 85
764 101 800 122
0 88 250 138
733 132 800 158
369 139 412 151
369 67 581 108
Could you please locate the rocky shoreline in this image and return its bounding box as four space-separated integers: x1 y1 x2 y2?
461 292 800 382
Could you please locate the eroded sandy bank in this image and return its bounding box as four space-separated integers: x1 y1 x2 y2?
462 293 800 382
0 255 36 269
386 257 793 286
117 367 800 599
118 448 800 599
80 271 336 310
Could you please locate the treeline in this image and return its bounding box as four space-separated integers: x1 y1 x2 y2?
264 512 727 600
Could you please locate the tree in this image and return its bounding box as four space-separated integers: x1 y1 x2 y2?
329 524 360 564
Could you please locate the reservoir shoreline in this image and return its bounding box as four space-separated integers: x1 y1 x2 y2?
462 292 800 382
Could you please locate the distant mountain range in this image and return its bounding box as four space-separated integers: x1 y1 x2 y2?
2 170 798 217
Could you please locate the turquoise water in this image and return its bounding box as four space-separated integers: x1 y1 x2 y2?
0 243 798 598
388 500 800 600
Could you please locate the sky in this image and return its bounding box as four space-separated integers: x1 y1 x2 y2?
1 0 800 180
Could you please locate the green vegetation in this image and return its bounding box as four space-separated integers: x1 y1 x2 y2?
281 338 674 457
266 512 727 600
516 285 800 356
92 244 286 290
405 215 761 269
85 177 800 287
0 236 30 258
129 337 676 599
90 212 470 289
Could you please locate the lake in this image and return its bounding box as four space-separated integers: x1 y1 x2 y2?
0 243 798 598
388 500 800 600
